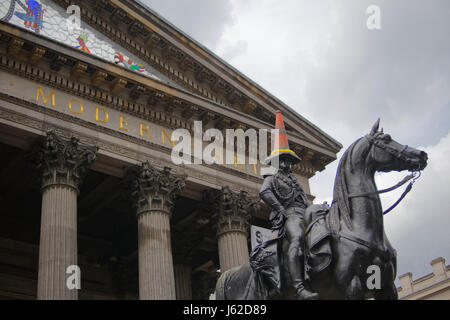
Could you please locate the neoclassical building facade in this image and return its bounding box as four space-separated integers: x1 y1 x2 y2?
0 0 341 299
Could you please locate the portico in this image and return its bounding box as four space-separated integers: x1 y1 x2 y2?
0 0 341 300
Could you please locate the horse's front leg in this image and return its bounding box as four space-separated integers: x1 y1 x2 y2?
373 260 398 300
334 239 367 300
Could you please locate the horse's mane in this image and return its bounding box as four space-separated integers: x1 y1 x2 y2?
332 137 370 230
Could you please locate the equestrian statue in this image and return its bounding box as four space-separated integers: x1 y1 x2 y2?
215 111 428 300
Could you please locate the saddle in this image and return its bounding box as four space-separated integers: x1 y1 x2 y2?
249 203 333 294
304 203 333 274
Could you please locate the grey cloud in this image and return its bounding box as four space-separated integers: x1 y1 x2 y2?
303 0 450 148
141 0 234 50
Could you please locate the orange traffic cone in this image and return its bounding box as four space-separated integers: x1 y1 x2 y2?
264 110 301 164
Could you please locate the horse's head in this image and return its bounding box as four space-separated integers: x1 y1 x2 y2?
366 119 428 173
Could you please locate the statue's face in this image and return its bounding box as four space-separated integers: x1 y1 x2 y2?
279 158 292 172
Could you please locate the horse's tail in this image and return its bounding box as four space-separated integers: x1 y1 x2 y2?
215 270 228 300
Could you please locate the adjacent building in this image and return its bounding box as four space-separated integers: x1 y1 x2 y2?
398 257 450 300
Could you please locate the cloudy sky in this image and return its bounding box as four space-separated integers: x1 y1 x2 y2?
142 0 450 284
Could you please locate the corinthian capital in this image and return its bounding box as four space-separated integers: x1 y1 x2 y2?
207 186 259 236
130 161 186 216
36 131 97 191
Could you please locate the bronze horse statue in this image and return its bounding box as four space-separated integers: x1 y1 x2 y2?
215 119 428 300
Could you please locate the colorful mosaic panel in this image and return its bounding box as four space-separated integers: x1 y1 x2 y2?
0 0 175 85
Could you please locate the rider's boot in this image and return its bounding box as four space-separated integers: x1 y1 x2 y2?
288 248 319 300
295 283 319 300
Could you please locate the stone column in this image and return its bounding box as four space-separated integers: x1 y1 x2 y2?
130 162 186 300
172 228 194 300
36 131 97 300
213 187 256 272
174 264 192 300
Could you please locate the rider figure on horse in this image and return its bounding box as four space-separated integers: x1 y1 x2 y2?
259 110 319 300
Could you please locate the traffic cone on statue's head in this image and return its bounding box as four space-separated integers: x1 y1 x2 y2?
264 110 301 165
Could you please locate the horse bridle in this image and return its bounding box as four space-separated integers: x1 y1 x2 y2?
348 134 422 215
366 134 423 170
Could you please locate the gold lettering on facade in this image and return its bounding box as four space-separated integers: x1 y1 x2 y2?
95 107 109 123
68 98 84 115
29 86 262 176
36 87 55 108
212 151 225 164
234 154 245 171
120 115 129 132
140 123 152 140
161 129 175 147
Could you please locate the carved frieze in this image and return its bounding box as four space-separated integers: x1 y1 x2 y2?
196 68 217 85
29 46 46 65
181 57 202 73
163 45 186 63
49 55 67 71
212 79 233 95
201 111 215 126
182 105 199 120
71 61 88 79
92 70 108 87
149 33 166 49
129 85 146 101
7 38 24 56
110 8 132 25
128 21 146 38
110 77 127 94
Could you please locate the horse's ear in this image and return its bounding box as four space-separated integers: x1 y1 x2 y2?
370 118 380 136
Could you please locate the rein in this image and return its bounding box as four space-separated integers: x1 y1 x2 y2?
348 171 421 215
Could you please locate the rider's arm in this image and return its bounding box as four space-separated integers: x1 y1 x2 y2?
299 187 312 207
259 176 284 213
